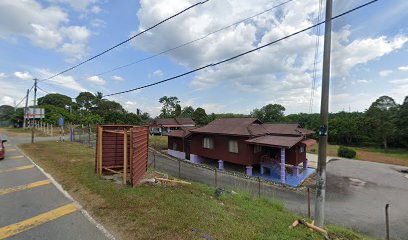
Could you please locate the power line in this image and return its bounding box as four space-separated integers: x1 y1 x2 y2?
14 84 34 108
103 0 380 98
37 85 50 94
309 0 324 113
94 0 295 77
39 0 210 82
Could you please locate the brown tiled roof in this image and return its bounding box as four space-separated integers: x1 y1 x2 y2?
262 123 301 135
190 118 262 136
163 127 195 138
246 135 304 148
153 118 195 126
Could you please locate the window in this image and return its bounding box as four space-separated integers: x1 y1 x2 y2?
203 137 213 149
172 142 178 150
229 140 238 153
254 145 262 153
299 146 305 153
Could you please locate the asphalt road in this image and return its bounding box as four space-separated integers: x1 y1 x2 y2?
0 135 113 240
151 150 408 240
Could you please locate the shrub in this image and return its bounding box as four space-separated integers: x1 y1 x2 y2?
337 146 356 158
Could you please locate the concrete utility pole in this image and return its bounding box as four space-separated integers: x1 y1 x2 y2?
23 89 29 129
31 78 38 144
314 0 332 227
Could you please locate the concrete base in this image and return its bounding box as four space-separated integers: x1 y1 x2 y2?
246 166 253 176
167 149 185 159
303 159 308 170
293 165 299 176
190 154 205 164
218 160 224 170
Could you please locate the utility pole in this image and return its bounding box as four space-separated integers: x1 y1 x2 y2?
31 78 38 143
314 0 332 227
23 89 29 129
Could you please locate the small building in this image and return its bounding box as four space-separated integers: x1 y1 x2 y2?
150 117 195 135
165 118 316 187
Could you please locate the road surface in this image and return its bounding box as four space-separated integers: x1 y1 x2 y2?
0 134 113 240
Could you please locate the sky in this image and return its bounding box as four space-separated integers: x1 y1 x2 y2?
0 0 407 117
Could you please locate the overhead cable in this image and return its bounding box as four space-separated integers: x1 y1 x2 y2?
94 0 294 77
103 0 379 97
39 0 210 82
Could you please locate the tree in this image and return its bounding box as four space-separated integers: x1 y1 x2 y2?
159 96 180 118
38 93 73 109
365 96 398 149
0 105 15 121
396 96 408 147
181 106 195 118
251 104 285 123
76 92 96 112
193 107 208 126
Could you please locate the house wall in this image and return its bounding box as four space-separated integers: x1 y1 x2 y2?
188 134 253 165
168 137 184 152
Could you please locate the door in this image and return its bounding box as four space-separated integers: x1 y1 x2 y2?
185 140 191 160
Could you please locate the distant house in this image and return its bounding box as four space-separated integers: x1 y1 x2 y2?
150 118 195 135
165 118 316 186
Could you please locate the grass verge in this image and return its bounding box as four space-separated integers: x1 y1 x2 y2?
308 143 408 166
19 141 369 240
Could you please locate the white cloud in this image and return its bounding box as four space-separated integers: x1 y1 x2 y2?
0 73 6 80
1 96 14 106
58 43 87 63
61 26 90 43
86 76 106 85
14 71 33 80
36 69 86 92
331 28 408 77
50 0 98 12
398 66 408 71
149 70 164 78
356 79 371 84
90 5 102 14
0 1 67 48
112 75 124 81
389 78 408 85
379 70 393 77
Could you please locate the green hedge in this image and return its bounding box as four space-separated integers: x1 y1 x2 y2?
337 146 356 158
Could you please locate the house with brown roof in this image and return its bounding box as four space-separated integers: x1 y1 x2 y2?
165 118 316 186
150 117 196 135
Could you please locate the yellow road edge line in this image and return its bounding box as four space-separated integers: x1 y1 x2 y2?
0 203 80 239
0 180 50 196
6 149 17 152
0 165 34 174
9 156 24 160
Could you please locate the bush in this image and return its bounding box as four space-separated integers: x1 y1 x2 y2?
337 146 356 158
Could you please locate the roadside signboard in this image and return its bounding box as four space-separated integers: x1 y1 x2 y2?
58 117 64 127
25 108 45 119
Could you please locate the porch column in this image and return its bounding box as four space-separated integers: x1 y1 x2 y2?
260 164 265 175
293 165 299 176
280 147 286 183
303 159 308 170
246 166 253 176
218 160 224 170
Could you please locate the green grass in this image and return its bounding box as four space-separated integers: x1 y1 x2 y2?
149 135 168 150
19 142 369 240
1 127 60 137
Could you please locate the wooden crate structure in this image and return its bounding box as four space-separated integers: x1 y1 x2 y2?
95 125 149 186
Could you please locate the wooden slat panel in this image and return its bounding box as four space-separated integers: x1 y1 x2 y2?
131 126 149 186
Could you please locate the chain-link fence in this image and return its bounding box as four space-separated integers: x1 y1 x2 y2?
71 127 97 148
148 148 311 214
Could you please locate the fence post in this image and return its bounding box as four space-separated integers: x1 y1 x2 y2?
88 126 91 147
178 159 181 178
215 168 218 187
385 204 390 240
258 177 261 198
153 143 156 170
307 187 311 218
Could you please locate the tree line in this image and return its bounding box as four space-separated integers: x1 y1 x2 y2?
1 93 407 149
158 95 408 149
0 92 150 127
